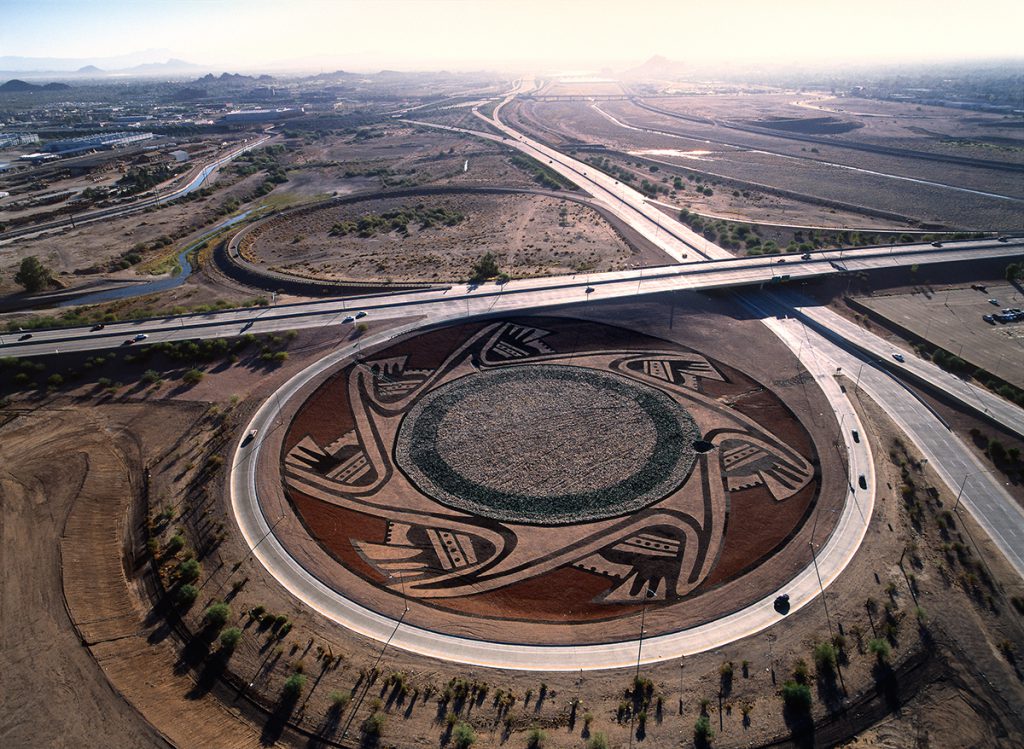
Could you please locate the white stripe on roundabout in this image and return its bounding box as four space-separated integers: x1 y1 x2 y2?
229 310 875 671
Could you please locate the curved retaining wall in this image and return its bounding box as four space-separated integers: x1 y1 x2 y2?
215 185 656 297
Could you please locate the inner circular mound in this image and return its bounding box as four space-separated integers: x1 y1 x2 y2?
395 365 699 524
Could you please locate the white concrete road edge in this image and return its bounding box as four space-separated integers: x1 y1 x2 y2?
229 311 875 671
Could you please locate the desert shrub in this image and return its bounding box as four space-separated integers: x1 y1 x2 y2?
792 659 810 684
165 534 185 555
868 638 892 662
362 710 385 736
781 681 812 712
182 368 204 385
203 601 231 630
470 252 500 281
813 642 837 674
586 733 609 749
219 627 242 651
694 714 714 741
330 690 351 709
526 726 546 748
176 583 198 606
177 558 201 583
283 673 306 700
15 256 53 292
453 721 477 748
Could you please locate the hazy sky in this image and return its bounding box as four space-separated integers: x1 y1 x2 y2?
3 0 1023 71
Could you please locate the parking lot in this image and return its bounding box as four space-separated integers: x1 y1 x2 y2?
858 283 1024 388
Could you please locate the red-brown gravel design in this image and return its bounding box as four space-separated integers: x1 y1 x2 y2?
279 318 823 629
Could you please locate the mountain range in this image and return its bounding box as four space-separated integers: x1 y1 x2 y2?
0 49 203 77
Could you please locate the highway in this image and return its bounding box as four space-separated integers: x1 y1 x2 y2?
749 292 1024 577
3 237 1021 357
775 289 1024 439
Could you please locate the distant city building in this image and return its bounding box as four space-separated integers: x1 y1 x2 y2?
0 132 41 149
44 131 155 155
218 108 302 125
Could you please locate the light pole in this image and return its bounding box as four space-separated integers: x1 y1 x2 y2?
629 584 656 749
809 540 835 642
953 469 1003 512
393 571 410 615
634 584 656 679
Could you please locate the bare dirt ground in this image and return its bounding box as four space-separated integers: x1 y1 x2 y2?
245 192 634 282
0 408 169 749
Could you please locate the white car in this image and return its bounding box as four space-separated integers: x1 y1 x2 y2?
892 352 905 363
342 315 355 324
355 310 367 318
134 333 148 341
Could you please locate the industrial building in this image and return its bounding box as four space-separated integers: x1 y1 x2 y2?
44 131 155 155
0 132 41 149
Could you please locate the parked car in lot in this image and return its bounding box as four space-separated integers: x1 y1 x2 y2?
989 299 1000 305
983 314 995 323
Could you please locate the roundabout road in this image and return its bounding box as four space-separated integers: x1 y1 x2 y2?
230 307 876 671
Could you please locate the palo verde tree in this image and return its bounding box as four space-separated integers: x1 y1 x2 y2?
15 256 53 293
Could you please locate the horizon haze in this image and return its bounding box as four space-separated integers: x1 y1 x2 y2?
2 0 1023 75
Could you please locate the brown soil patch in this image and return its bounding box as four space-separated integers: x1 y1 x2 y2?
245 192 634 283
0 402 280 748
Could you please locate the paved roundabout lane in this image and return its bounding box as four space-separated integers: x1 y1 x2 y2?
231 314 875 670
